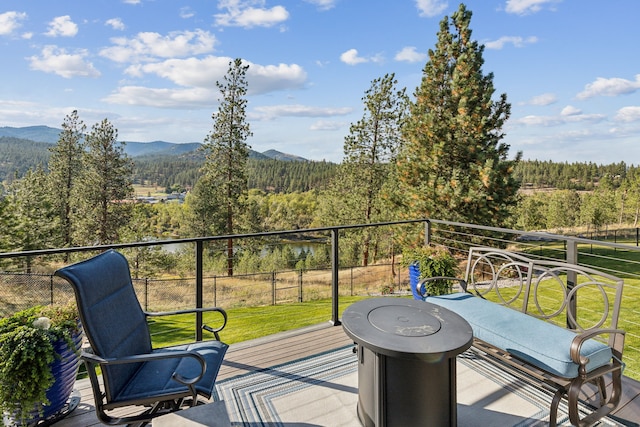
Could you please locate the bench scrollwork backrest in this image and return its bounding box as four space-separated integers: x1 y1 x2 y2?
465 248 624 338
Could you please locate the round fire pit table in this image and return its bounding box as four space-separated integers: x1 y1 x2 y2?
342 297 473 427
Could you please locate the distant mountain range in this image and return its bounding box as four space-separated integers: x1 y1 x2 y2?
0 125 308 161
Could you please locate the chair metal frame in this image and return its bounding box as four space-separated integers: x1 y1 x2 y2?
55 250 229 426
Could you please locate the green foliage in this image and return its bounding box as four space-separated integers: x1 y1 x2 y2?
0 304 80 425
401 246 458 296
514 160 628 191
0 137 51 182
5 166 58 260
318 73 408 266
247 159 338 193
72 118 134 245
48 110 86 249
188 59 252 275
396 4 520 230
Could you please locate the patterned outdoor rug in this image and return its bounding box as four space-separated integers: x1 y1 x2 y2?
215 346 623 426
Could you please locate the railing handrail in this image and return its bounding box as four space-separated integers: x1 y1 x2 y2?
3 217 640 376
0 219 430 259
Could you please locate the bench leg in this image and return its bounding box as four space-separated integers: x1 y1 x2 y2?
567 371 622 427
594 376 607 406
549 389 564 427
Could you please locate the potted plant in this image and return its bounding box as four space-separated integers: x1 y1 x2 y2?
0 303 82 426
401 246 459 298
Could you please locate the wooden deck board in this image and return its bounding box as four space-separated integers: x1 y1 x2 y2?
53 322 640 426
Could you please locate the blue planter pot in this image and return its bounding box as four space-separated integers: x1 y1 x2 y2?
409 263 422 300
39 326 83 420
4 325 82 426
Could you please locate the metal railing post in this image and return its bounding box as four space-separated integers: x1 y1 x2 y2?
196 240 203 341
565 239 578 329
272 272 276 305
298 269 303 302
425 220 432 246
331 228 341 326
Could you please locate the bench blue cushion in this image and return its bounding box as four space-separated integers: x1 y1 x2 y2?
425 293 613 378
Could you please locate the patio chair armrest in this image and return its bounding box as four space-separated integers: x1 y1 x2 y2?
145 307 228 340
82 349 207 384
570 328 626 374
417 276 468 296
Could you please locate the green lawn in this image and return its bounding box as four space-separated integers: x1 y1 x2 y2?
148 295 370 347
147 244 640 381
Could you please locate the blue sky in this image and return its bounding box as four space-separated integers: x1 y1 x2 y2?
1 0 639 164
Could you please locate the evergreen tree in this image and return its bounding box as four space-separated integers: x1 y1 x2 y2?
6 167 58 271
396 4 520 230
319 73 408 265
48 110 85 249
189 58 252 275
73 119 134 245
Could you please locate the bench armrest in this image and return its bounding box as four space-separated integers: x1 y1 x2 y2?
145 307 228 340
570 328 626 375
417 276 468 297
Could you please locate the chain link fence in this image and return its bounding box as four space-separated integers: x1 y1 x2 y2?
0 262 407 317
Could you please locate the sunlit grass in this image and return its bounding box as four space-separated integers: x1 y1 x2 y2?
148 295 371 347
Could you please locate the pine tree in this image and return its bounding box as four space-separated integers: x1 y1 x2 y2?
189 58 252 275
73 119 134 245
396 4 521 229
6 167 58 271
48 110 85 249
319 73 408 265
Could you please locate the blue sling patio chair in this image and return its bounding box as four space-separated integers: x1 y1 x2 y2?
55 249 229 426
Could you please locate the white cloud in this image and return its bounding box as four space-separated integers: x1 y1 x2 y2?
576 75 640 100
415 0 448 17
516 115 564 127
394 46 427 63
103 85 217 108
310 120 346 131
106 18 125 31
180 7 195 19
109 57 307 108
0 11 27 36
247 62 308 93
304 0 337 11
528 93 557 106
484 36 538 50
252 104 351 120
505 0 561 15
340 48 378 65
100 29 217 63
45 15 78 37
123 0 141 4
215 1 289 28
514 110 604 127
560 105 581 116
614 106 640 123
28 45 100 78
128 56 306 94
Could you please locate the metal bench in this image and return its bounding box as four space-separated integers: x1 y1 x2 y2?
412 247 626 427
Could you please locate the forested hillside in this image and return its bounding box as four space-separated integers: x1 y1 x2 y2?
0 137 51 181
0 136 338 193
514 160 631 190
1 134 636 194
132 155 339 192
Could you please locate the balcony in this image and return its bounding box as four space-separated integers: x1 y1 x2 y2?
2 219 640 425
